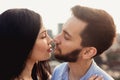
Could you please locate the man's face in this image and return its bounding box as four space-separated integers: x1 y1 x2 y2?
54 16 88 62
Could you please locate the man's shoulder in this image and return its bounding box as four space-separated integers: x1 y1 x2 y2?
94 66 114 80
91 61 114 80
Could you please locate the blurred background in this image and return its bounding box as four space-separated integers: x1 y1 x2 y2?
0 0 120 79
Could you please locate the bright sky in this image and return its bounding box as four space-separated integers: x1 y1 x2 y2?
0 0 120 35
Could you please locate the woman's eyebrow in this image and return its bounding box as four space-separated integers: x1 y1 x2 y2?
40 30 46 34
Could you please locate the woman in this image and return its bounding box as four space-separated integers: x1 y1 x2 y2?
0 8 52 80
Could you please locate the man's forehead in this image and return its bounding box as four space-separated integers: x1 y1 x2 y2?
63 16 88 36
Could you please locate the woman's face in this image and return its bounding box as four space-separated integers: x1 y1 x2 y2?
30 26 52 61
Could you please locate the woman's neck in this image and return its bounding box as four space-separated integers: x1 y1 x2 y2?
19 59 35 80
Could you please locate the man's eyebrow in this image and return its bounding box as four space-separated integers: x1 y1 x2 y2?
63 30 72 38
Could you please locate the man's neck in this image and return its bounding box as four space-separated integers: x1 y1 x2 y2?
68 59 92 80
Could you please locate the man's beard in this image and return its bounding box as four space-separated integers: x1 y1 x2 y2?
54 48 82 62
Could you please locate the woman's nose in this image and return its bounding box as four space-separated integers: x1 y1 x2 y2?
47 34 53 43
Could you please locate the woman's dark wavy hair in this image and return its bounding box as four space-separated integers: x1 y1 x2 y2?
0 9 51 80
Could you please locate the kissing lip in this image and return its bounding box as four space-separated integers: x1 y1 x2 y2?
47 47 52 53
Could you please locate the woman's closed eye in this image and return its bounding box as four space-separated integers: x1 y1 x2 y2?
39 31 47 39
41 33 46 39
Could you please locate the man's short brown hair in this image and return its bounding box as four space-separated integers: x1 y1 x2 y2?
72 5 116 56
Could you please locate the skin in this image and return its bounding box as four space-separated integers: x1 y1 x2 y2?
54 16 103 80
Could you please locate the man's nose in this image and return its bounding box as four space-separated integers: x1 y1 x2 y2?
53 35 61 45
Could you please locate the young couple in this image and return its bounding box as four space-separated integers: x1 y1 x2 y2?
0 5 115 80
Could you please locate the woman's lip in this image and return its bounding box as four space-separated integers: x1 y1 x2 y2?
47 48 52 52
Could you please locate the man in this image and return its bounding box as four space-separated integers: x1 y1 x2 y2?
52 5 115 80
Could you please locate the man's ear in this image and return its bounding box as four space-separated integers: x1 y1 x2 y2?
82 47 97 59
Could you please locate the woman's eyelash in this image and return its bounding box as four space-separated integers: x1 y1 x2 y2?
41 34 46 38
